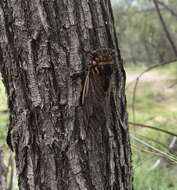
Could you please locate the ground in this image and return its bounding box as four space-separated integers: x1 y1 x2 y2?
125 63 177 190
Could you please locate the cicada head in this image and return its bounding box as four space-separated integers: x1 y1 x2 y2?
91 47 115 76
91 47 115 91
92 47 115 63
82 47 115 104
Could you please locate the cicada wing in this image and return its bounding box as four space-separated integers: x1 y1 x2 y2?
82 69 90 105
85 70 90 99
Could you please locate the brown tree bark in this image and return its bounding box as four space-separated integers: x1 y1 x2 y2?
0 0 133 190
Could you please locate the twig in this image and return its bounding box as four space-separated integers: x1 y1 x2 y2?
126 59 177 90
131 133 170 151
153 0 177 57
132 144 168 159
150 137 177 169
7 154 14 190
128 59 177 122
0 110 8 114
132 77 139 122
131 134 177 163
157 0 177 19
168 81 177 88
129 121 177 137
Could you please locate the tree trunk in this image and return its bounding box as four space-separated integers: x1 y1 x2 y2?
0 0 133 189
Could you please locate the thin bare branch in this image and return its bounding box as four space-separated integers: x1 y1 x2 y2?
132 144 169 159
0 110 8 114
153 0 177 57
157 0 177 19
129 121 177 137
7 154 14 190
132 133 170 151
128 59 177 121
126 59 177 90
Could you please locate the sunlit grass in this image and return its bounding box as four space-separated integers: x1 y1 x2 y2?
133 154 177 190
0 76 8 111
157 61 177 75
0 77 8 146
126 63 177 190
0 114 8 145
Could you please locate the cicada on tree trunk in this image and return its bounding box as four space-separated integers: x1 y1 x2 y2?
82 47 115 105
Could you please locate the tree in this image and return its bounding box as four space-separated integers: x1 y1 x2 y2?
0 0 133 189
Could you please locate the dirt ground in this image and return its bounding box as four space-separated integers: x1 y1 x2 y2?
125 70 172 84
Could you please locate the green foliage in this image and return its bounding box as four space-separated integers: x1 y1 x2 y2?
157 61 177 76
126 63 177 190
0 114 8 145
0 77 8 146
133 154 177 190
0 77 7 111
112 0 177 65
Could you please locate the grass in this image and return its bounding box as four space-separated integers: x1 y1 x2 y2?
126 63 177 190
0 77 7 110
0 114 8 145
133 155 177 190
157 61 177 76
0 77 8 146
0 77 18 190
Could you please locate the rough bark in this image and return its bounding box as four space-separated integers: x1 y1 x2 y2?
0 0 133 190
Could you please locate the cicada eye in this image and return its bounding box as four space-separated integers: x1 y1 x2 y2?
102 49 107 54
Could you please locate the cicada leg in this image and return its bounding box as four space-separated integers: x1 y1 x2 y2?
82 69 90 105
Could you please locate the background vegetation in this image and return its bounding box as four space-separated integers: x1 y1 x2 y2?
112 0 177 189
0 0 177 189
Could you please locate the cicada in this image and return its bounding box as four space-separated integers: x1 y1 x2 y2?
82 47 115 104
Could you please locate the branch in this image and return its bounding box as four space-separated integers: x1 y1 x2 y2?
126 59 177 90
0 110 8 114
131 134 177 163
132 133 170 150
132 144 169 159
129 121 177 137
168 81 177 88
7 154 14 190
127 59 177 121
157 0 177 19
153 0 177 57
